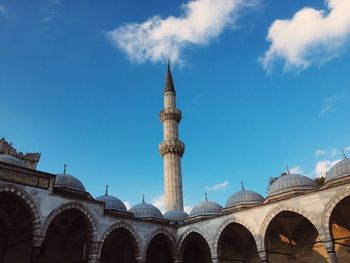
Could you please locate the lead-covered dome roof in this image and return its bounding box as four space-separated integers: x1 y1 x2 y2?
189 196 222 218
129 200 163 219
164 209 189 222
268 173 318 197
325 156 350 183
55 165 86 192
96 189 127 212
0 154 28 168
226 189 264 208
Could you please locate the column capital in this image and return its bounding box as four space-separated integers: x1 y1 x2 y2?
160 108 182 123
159 140 185 157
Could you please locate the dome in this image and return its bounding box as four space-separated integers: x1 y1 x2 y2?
268 173 318 197
129 201 163 219
226 189 264 208
189 198 222 218
164 209 189 222
325 157 350 183
96 194 127 212
0 154 28 168
55 173 86 192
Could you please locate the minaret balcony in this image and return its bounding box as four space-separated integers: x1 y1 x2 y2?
160 108 182 123
159 140 185 157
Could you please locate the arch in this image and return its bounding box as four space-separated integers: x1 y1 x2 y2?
213 217 259 260
98 221 143 261
143 228 178 262
0 184 41 237
178 227 212 262
259 205 325 250
41 202 98 243
322 188 350 240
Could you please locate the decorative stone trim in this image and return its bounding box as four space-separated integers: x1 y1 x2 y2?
41 202 98 243
322 188 350 240
259 204 325 251
143 228 178 262
178 227 213 260
212 217 259 257
0 184 42 237
98 221 143 260
160 108 182 123
159 140 185 157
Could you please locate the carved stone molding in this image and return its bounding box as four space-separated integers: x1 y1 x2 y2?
159 140 185 157
160 108 182 123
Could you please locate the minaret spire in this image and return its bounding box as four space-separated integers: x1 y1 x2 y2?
159 63 185 212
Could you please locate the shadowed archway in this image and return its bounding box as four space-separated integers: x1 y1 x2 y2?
0 191 35 263
265 211 328 263
40 209 93 263
181 232 211 263
329 195 350 262
145 233 174 263
217 223 259 263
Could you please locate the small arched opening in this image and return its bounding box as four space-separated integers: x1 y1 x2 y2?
265 211 327 262
40 209 93 262
0 191 35 262
145 233 174 263
217 223 259 263
181 232 211 263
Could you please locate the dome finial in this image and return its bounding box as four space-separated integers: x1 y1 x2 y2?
205 192 208 201
241 181 245 191
286 165 290 175
142 194 145 203
63 164 67 174
105 185 109 196
341 149 347 159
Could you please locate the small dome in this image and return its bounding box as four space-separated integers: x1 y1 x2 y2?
55 173 86 192
0 154 28 168
189 198 222 218
129 201 163 219
96 194 127 212
325 157 350 183
268 173 318 197
226 189 264 208
164 209 189 222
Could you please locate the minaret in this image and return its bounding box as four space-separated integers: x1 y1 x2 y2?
159 63 185 212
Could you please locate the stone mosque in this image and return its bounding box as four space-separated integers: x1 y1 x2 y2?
0 65 350 263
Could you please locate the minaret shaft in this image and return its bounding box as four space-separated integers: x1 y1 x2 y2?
159 65 184 212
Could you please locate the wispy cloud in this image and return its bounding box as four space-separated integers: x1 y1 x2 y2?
205 180 229 192
151 194 165 213
260 0 350 72
315 159 340 176
184 206 193 214
123 200 132 210
107 0 258 64
315 149 327 156
0 5 6 15
289 166 304 174
320 96 336 116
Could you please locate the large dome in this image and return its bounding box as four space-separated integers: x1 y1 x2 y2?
96 193 127 212
0 154 28 168
226 189 264 208
129 201 163 219
268 173 318 197
55 173 86 192
164 209 189 222
189 198 222 218
325 157 350 183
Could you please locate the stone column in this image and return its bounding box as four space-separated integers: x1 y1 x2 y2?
30 235 44 263
258 250 269 263
323 240 338 263
88 241 101 263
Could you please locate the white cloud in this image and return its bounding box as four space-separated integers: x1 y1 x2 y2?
123 201 132 210
205 180 229 192
0 5 6 15
289 166 304 174
315 149 327 156
261 0 350 71
107 0 257 64
151 194 165 213
184 206 193 214
315 159 340 176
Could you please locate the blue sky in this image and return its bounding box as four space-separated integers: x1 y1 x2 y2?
0 0 349 212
